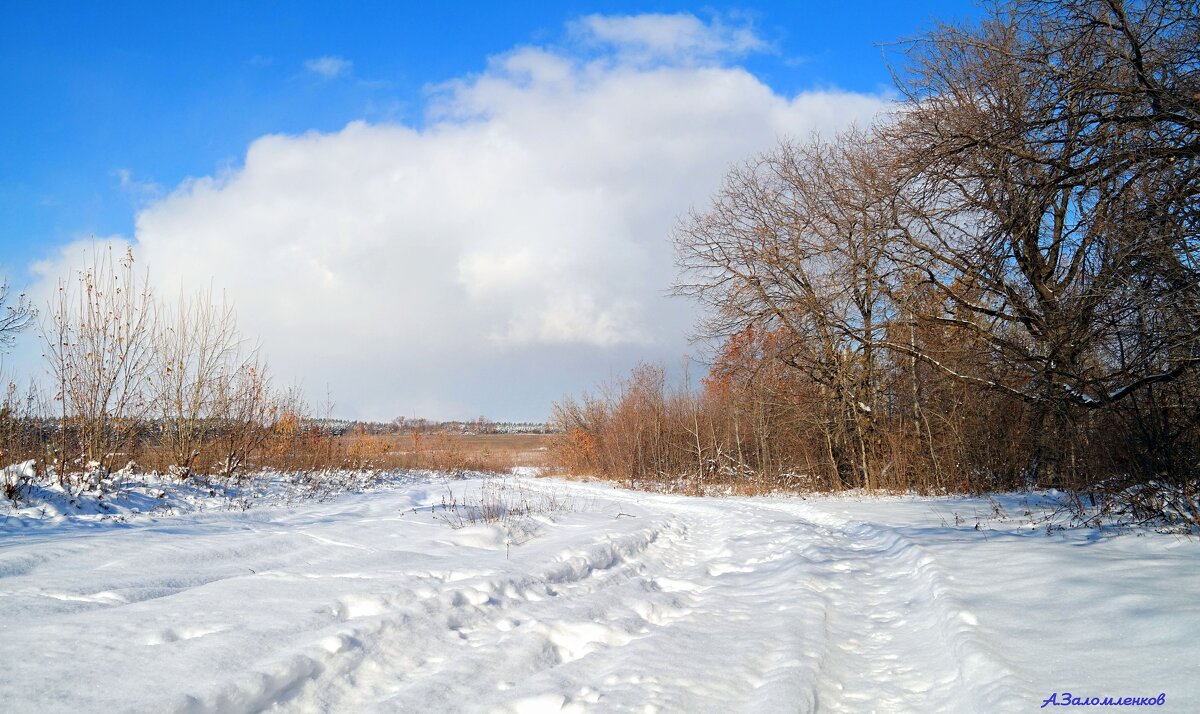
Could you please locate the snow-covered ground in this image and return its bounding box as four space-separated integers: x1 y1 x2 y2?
1 474 1196 713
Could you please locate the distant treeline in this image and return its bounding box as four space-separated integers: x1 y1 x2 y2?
385 417 555 435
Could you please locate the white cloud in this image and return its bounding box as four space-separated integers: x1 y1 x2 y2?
22 14 890 420
572 12 769 64
115 169 163 200
304 55 352 79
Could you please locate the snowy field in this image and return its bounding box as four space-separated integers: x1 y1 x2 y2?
1 473 1197 713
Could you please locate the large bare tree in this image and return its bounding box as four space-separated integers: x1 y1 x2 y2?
674 130 905 488
873 0 1200 479
884 0 1200 407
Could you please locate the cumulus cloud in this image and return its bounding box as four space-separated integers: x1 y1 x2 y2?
304 55 352 79
23 14 889 420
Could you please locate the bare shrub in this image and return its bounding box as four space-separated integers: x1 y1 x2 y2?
42 245 156 479
148 288 254 477
215 357 277 478
0 377 48 471
430 477 576 529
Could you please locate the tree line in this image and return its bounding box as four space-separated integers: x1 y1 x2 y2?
552 0 1200 515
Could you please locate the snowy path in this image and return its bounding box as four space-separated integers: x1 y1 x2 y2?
1 478 1195 712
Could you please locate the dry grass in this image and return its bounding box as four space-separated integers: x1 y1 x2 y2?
266 431 553 474
2 424 554 482
425 434 552 467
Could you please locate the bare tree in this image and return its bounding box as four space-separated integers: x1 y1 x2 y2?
42 245 156 476
149 288 252 477
0 281 37 478
881 0 1200 479
0 281 33 352
674 130 904 488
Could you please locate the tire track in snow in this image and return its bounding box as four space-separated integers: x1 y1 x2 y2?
754 500 1030 713
177 517 678 713
231 488 1028 713
443 489 1030 713
2 480 1032 713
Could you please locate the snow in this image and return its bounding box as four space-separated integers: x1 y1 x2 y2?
1 476 1196 712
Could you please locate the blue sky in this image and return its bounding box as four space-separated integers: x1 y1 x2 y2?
1 1 979 420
